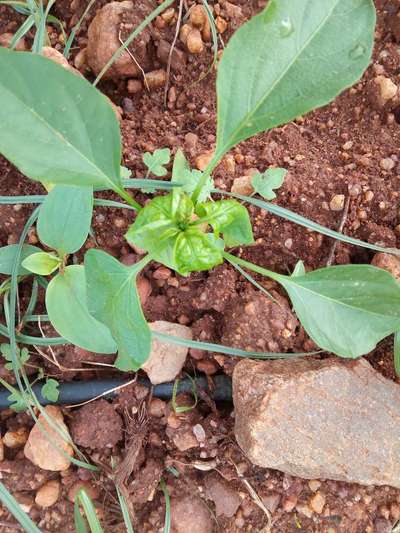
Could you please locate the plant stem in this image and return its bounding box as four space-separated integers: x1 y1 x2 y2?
223 252 286 284
114 186 142 211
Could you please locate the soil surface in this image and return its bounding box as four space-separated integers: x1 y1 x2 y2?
1 0 400 532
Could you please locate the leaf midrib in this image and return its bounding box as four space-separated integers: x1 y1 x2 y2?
0 72 119 189
217 0 339 154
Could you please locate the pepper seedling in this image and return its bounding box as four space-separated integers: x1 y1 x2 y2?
1 0 399 373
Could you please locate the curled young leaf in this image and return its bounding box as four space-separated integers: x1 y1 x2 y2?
125 194 179 266
172 149 213 203
21 252 61 276
196 199 254 247
174 229 224 275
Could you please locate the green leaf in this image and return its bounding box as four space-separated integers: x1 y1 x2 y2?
0 343 30 370
172 149 213 203
85 250 151 371
0 244 42 275
395 331 400 377
143 148 171 177
0 482 42 533
46 265 117 354
21 252 61 275
74 489 104 533
174 229 224 275
252 167 287 200
8 389 29 413
278 265 400 358
37 185 93 255
0 48 122 189
292 260 306 277
196 199 253 247
41 378 60 403
125 194 179 266
215 0 375 158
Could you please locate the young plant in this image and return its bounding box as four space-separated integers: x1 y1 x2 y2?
0 0 66 53
1 0 399 375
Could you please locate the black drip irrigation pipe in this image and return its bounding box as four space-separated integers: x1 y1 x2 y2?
0 375 233 409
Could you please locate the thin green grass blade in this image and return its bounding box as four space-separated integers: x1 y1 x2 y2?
220 189 400 256
47 14 67 45
116 486 135 533
75 489 104 533
227 258 277 303
9 14 35 48
395 331 400 377
93 0 174 85
0 195 45 204
0 482 42 532
153 331 318 359
64 0 96 57
74 498 89 533
159 479 171 533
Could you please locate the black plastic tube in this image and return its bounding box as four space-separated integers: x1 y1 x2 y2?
0 375 232 409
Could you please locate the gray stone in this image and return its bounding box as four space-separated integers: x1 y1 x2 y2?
143 321 192 385
233 357 400 487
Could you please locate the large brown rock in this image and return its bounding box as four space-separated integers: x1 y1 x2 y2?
233 358 400 487
24 406 73 471
86 1 152 80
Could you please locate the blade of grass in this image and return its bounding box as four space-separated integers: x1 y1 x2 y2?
227 259 278 303
159 479 171 533
395 331 400 377
116 486 135 533
74 489 104 533
153 331 319 359
93 0 174 85
0 482 42 532
9 14 35 48
64 0 96 57
219 189 400 256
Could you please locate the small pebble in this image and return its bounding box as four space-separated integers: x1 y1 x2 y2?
35 480 61 508
309 491 326 514
380 158 395 171
329 194 345 211
186 29 204 54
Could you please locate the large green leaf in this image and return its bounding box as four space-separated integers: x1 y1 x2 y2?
215 0 375 158
37 185 93 255
278 265 400 358
0 244 42 275
0 48 122 189
46 265 117 354
84 250 151 371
